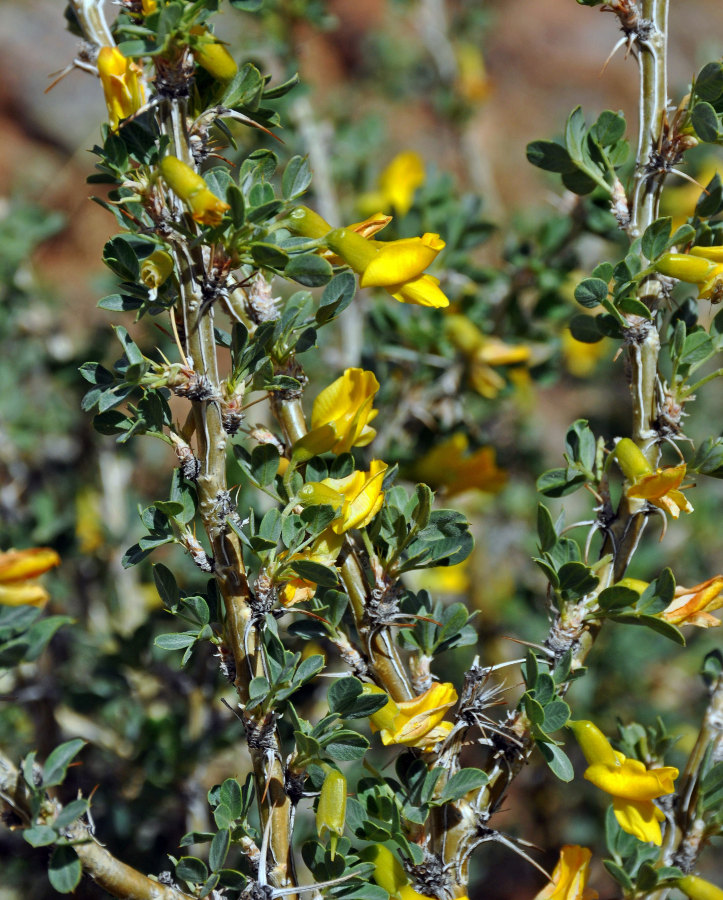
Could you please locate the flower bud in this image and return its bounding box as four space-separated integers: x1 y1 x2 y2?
653 253 716 284
676 876 723 900
614 438 653 482
159 155 230 226
316 768 347 858
97 46 144 132
140 249 174 291
191 26 238 82
287 206 333 240
689 245 723 262
568 720 618 767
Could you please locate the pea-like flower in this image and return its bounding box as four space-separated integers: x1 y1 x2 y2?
97 46 144 132
570 720 677 845
412 433 507 497
296 368 380 457
299 460 387 534
533 845 598 900
364 681 457 750
140 248 174 297
358 150 425 217
287 206 449 308
445 314 530 398
654 250 723 303
661 576 723 628
0 547 60 608
614 438 693 518
159 155 230 226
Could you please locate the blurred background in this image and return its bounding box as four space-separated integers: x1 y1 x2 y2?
1 0 723 897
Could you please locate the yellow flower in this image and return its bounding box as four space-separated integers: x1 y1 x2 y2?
287 206 448 307
614 438 693 518
325 228 449 308
562 331 610 378
97 46 144 132
0 547 61 608
654 252 723 303
358 151 426 217
533 845 598 900
159 155 230 226
570 720 678 845
142 0 157 12
297 368 380 457
455 43 491 104
676 875 723 900
412 433 507 497
445 314 530 398
661 576 723 628
279 528 344 605
299 460 387 534
365 682 457 749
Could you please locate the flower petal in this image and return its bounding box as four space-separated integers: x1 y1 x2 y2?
612 796 664 845
361 235 444 288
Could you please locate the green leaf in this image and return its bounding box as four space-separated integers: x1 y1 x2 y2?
285 253 333 287
42 739 85 788
694 62 723 103
696 173 723 218
569 315 603 343
603 860 633 890
251 242 289 269
176 857 208 885
250 443 280 485
328 677 388 719
323 730 370 760
693 435 723 477
536 504 557 552
282 156 312 199
155 632 197 650
525 140 574 173
598 586 640 611
536 467 587 497
48 846 82 893
641 217 672 261
435 769 489 805
692 102 720 143
592 110 626 146
53 798 89 830
574 278 608 308
23 825 58 847
316 272 356 324
558 562 598 597
542 700 570 734
537 741 574 781
153 563 180 609
209 829 230 872
288 560 338 587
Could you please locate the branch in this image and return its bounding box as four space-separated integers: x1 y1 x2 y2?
0 751 194 900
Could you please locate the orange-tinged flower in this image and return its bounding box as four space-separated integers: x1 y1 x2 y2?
660 576 723 628
365 682 457 749
614 438 693 518
159 155 230 226
0 547 60 608
298 368 379 456
299 460 387 534
358 151 425 217
97 46 145 132
534 845 598 900
413 433 507 497
570 720 677 845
